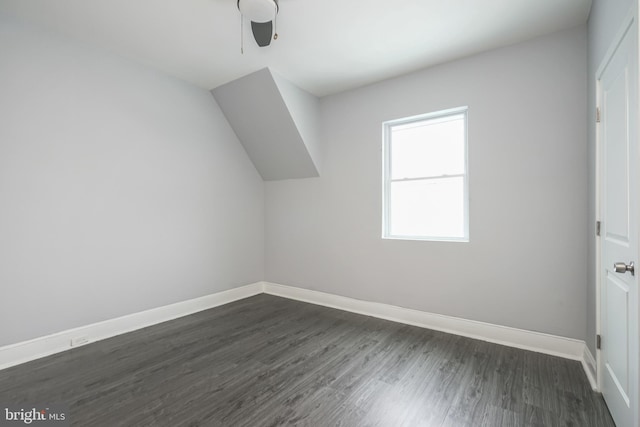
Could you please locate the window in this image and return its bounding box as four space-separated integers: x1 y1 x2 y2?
382 107 469 241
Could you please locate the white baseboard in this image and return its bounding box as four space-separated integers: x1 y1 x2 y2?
0 282 263 371
0 280 598 392
263 282 595 386
582 346 598 390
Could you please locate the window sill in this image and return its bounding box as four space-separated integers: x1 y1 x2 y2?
382 235 469 243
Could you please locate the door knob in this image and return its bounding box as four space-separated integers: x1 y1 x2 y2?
614 261 635 276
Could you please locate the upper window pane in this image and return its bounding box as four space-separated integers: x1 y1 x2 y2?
390 114 465 180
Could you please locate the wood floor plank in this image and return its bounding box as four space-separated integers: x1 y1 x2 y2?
0 294 615 426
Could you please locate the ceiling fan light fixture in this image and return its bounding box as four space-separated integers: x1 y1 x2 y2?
238 0 278 23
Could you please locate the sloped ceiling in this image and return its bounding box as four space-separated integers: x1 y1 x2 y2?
212 68 320 181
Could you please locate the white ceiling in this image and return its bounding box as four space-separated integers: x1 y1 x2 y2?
0 0 592 96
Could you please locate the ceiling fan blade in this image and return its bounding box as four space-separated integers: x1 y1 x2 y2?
251 21 273 47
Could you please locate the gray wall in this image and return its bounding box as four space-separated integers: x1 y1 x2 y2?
265 26 588 340
0 18 264 346
586 0 635 355
270 70 322 173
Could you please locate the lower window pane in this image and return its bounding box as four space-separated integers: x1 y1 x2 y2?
390 177 465 238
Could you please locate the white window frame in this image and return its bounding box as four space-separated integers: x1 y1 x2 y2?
382 106 469 242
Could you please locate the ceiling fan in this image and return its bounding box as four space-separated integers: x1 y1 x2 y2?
237 0 279 48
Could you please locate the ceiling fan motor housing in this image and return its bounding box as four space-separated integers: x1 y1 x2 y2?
237 0 279 23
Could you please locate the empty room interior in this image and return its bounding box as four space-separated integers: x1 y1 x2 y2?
1 0 639 426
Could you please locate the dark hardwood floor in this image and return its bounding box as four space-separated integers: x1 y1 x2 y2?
0 294 615 426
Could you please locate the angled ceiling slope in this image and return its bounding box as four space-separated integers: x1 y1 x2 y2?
212 68 320 181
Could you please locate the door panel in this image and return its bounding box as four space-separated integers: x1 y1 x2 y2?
603 68 630 242
598 13 639 427
604 272 629 401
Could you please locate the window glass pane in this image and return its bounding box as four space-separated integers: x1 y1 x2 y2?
389 176 464 238
390 115 465 180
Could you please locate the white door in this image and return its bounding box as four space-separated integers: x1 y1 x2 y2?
597 12 639 427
